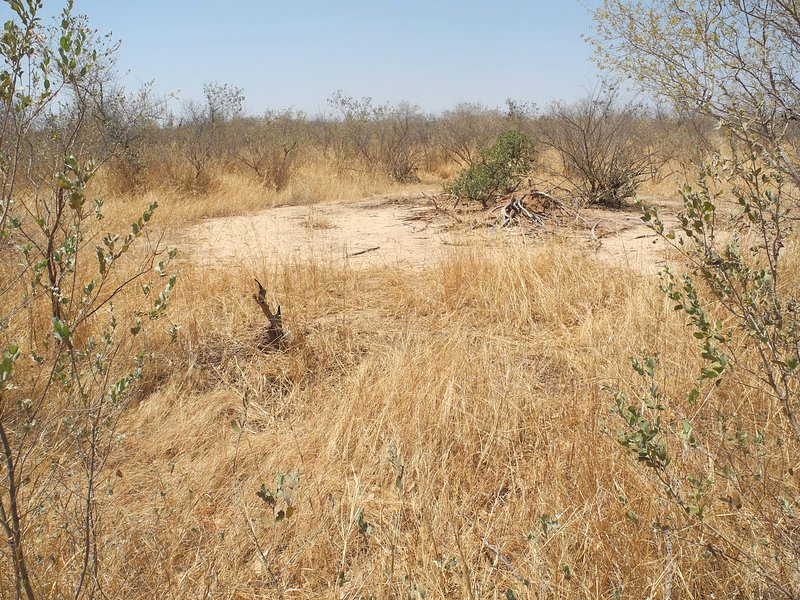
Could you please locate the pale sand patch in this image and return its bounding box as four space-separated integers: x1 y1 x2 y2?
182 198 454 269
182 192 675 274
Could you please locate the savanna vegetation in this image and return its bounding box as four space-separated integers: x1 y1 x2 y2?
1 0 800 598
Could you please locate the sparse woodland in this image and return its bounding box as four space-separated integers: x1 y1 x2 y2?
1 0 800 598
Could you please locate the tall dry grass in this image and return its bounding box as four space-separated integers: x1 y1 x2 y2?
93 151 443 229
23 230 770 598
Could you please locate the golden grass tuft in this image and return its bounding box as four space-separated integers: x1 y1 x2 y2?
301 207 337 230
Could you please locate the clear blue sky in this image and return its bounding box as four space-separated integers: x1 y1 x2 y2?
14 0 602 116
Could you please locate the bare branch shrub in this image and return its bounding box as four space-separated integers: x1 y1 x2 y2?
86 82 167 192
327 91 431 183
436 102 504 167
504 97 539 139
167 83 244 192
172 107 219 191
540 88 664 206
592 0 800 184
233 109 305 191
202 81 245 125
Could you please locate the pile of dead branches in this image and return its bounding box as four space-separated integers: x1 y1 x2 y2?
490 190 552 226
422 188 586 231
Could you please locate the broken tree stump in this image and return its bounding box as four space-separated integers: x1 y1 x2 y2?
253 279 286 349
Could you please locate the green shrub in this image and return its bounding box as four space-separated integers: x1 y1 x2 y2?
445 130 536 207
594 2 800 593
0 3 178 596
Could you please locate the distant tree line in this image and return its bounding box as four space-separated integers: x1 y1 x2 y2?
24 73 720 206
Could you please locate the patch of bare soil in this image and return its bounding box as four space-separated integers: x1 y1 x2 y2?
578 199 672 274
183 193 452 268
183 191 675 273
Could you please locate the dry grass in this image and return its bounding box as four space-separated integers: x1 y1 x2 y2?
3 149 797 598
94 151 444 229
45 232 767 598
301 208 337 230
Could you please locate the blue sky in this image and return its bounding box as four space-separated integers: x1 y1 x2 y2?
17 1 602 115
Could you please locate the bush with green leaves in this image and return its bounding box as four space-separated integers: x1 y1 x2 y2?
593 1 800 595
611 148 800 595
444 130 536 207
0 2 176 597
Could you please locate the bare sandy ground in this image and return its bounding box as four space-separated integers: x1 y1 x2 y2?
583 203 668 274
183 191 671 273
184 196 453 269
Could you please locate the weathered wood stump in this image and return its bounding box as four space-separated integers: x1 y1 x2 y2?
252 279 286 350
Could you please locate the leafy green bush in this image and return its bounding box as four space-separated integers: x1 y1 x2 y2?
593 1 800 592
611 146 800 596
0 2 177 596
445 130 536 207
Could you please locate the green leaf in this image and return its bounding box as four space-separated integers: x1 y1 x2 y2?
687 388 699 406
256 485 275 508
0 344 21 384
52 319 71 344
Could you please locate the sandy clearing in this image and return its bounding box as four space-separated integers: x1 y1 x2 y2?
182 197 456 269
182 192 672 273
585 205 668 274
